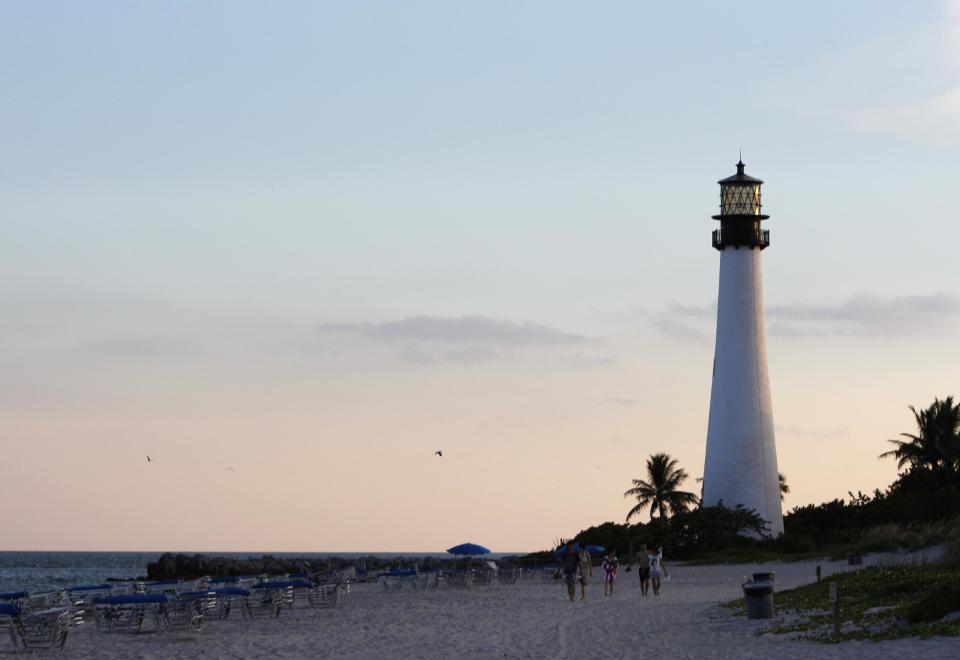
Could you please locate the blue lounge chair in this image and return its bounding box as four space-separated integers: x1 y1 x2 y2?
244 584 288 619
0 592 29 604
499 567 519 585
0 602 79 651
378 569 419 590
93 594 168 633
440 568 472 589
67 584 114 612
207 587 252 620
162 592 211 631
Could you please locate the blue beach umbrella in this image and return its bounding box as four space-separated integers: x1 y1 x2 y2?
585 545 605 554
447 542 491 556
555 542 579 557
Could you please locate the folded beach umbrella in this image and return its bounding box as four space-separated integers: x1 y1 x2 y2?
447 542 491 556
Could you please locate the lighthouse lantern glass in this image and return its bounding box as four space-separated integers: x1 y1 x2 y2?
720 183 761 215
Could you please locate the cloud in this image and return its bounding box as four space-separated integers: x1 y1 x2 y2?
767 293 960 338
317 315 588 346
442 347 502 363
653 318 708 344
665 301 715 319
399 348 436 365
657 293 960 340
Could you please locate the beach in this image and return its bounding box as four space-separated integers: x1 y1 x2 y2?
44 557 955 659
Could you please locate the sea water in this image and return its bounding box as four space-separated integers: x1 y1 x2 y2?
0 551 518 594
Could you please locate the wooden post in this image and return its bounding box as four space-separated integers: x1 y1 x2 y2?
829 581 840 639
816 566 821 582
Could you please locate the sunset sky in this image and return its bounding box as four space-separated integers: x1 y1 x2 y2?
2 1 959 552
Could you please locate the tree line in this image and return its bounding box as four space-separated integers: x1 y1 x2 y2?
559 395 960 560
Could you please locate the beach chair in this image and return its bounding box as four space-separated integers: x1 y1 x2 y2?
498 568 518 585
93 594 168 634
162 592 212 631
247 582 293 619
441 569 471 589
67 584 113 610
141 579 182 596
0 592 29 606
471 569 493 586
205 587 251 621
27 591 67 609
304 581 349 608
378 569 418 590
1 603 81 652
414 570 439 591
540 565 561 580
0 603 20 649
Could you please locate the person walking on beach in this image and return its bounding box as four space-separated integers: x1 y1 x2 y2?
601 551 618 597
579 546 592 578
577 545 591 600
561 541 581 602
633 543 651 596
649 547 669 596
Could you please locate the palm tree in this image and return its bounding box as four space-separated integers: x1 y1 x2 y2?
624 453 699 522
879 397 960 473
779 472 789 501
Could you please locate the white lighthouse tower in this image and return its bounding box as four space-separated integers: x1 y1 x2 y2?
702 159 783 536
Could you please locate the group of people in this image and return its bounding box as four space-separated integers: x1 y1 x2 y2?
560 541 669 602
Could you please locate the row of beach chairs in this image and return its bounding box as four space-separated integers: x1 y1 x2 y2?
0 572 350 652
375 567 519 590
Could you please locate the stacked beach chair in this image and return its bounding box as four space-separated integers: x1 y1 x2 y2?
0 589 82 652
0 570 353 651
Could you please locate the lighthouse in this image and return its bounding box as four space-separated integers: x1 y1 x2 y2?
702 159 783 536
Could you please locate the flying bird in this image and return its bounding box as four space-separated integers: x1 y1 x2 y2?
434 450 443 457
224 467 236 472
147 455 153 463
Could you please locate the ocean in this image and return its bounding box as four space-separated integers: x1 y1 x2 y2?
0 551 521 594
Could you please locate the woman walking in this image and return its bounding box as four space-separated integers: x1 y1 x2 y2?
601 551 619 597
649 547 669 596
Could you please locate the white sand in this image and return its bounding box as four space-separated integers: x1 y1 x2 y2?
45 558 957 659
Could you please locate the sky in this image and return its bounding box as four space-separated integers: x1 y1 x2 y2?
1 1 959 552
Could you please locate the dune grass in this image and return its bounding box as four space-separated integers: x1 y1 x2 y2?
726 565 960 641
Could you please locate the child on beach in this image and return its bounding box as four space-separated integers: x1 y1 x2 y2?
601 551 618 596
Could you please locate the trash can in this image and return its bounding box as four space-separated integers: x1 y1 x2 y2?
752 572 775 583
742 580 774 619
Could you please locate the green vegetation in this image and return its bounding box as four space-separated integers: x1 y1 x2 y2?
725 565 960 641
623 453 699 521
538 395 960 564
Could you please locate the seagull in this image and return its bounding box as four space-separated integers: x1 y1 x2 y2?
147 455 153 463
434 450 443 457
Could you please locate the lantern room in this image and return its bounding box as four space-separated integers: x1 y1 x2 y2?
711 160 770 250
